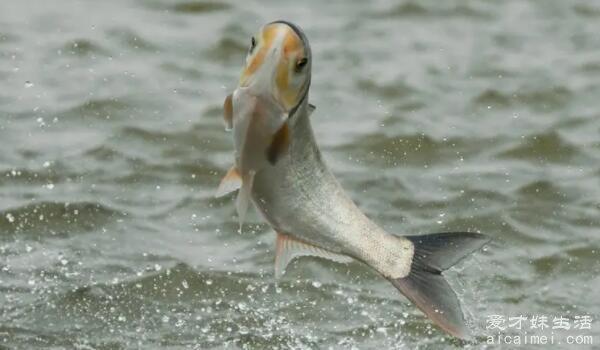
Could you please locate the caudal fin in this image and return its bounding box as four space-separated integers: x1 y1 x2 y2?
390 232 490 339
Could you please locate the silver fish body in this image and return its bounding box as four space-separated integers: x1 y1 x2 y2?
251 102 413 279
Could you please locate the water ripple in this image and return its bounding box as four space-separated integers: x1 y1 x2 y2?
497 131 583 163
0 201 126 239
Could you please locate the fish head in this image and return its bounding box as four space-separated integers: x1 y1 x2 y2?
230 21 312 173
239 21 311 116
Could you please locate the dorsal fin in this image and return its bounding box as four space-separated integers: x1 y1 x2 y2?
275 232 353 278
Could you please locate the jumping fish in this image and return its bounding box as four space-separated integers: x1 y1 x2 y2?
216 21 490 338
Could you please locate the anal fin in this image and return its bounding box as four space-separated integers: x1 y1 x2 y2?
275 232 353 278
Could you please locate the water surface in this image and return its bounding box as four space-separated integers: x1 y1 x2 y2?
1 0 599 349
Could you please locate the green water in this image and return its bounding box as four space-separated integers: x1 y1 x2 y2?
1 0 599 349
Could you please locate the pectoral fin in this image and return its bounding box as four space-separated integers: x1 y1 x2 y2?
275 232 353 278
266 123 290 165
308 103 316 116
235 170 255 231
223 93 233 131
215 166 241 198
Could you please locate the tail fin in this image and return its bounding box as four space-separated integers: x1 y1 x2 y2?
390 232 490 339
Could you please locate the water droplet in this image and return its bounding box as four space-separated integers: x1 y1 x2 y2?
205 279 213 286
154 264 162 271
5 213 14 223
376 327 387 334
181 279 189 289
312 281 322 288
24 81 34 88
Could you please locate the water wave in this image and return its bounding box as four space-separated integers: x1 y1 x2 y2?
0 201 126 238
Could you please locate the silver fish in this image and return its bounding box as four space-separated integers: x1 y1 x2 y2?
217 20 490 339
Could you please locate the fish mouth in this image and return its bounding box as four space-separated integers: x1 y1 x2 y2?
237 85 287 117
239 65 307 120
238 59 289 115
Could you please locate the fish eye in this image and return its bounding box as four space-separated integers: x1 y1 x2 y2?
249 36 257 53
295 57 308 72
